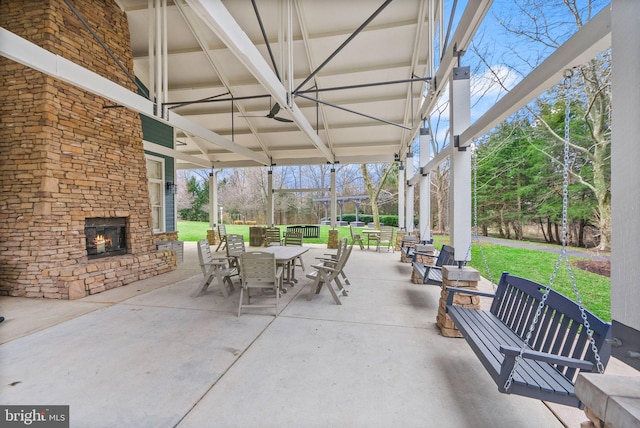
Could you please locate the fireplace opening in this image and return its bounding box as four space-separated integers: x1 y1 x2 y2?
85 217 127 259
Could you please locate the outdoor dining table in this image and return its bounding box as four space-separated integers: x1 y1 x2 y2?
259 246 309 286
361 229 380 249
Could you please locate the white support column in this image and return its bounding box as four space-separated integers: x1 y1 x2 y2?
398 162 405 230
449 66 472 263
330 168 337 228
611 0 640 337
209 171 218 228
419 128 431 240
406 153 415 233
267 170 274 226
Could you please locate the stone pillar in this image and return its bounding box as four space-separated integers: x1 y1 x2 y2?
207 229 220 246
410 244 436 283
437 266 481 338
395 231 406 252
327 229 339 249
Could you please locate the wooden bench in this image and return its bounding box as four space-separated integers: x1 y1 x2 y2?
286 225 320 239
411 244 455 285
446 272 612 408
401 237 434 261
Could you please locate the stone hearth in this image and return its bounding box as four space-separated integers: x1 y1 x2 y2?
0 0 176 299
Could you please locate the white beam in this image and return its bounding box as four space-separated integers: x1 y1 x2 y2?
398 164 405 230
267 170 274 226
0 27 269 166
408 145 449 186
143 141 211 168
400 0 493 159
185 0 335 163
459 5 611 146
331 168 337 228
209 171 218 228
611 0 640 332
449 67 472 262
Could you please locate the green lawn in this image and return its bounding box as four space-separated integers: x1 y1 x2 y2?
177 221 356 244
178 221 611 321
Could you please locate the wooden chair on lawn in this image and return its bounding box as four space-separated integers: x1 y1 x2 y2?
238 251 283 317
376 226 395 252
193 239 237 297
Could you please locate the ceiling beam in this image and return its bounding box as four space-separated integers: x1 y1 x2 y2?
185 0 335 164
400 0 493 160
459 5 611 147
0 27 270 166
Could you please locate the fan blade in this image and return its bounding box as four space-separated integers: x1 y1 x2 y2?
273 116 293 123
267 103 281 117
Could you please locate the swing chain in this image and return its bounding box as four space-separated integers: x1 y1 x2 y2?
458 143 495 289
504 70 603 392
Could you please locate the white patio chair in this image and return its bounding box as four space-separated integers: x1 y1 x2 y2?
238 251 283 317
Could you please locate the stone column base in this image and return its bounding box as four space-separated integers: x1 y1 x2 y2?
327 229 339 249
436 266 480 338
207 229 220 246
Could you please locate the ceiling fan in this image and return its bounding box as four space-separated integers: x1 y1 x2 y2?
241 101 293 123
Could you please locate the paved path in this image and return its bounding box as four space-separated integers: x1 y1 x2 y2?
475 236 610 261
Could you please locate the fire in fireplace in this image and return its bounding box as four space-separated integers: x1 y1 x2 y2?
85 217 127 259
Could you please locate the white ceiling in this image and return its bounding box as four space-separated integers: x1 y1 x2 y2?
117 0 450 170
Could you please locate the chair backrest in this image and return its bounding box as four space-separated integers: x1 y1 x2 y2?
218 224 227 238
435 245 455 266
284 231 303 246
226 234 246 258
349 224 358 239
491 272 612 381
197 239 213 276
379 226 394 241
264 227 281 245
240 251 276 283
334 241 353 274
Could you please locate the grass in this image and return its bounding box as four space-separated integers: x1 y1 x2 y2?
178 221 611 321
433 235 611 321
177 221 357 244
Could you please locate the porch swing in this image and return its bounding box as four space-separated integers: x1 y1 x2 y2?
445 70 612 408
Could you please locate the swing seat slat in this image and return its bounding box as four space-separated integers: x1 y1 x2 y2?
446 272 612 408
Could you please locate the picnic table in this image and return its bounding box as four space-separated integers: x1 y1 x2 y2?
260 246 309 285
361 229 380 249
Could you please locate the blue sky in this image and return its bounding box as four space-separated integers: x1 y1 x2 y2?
422 0 610 150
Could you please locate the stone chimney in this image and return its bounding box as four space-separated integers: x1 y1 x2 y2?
0 0 176 299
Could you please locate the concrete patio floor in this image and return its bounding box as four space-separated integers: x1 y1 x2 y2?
1 241 623 427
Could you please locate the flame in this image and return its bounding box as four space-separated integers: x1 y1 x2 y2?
93 234 112 248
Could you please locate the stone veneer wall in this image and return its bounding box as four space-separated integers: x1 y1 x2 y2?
0 0 176 299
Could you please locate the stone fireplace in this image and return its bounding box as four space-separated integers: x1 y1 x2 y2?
0 0 176 299
85 218 128 259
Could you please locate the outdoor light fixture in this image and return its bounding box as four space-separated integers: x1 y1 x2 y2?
165 181 177 194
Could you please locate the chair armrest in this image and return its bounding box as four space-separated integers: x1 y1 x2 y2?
310 263 339 273
500 346 595 371
445 286 495 307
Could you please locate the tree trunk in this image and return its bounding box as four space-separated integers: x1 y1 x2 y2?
539 218 549 242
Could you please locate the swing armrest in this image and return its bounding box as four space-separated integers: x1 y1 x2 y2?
500 346 595 371
445 286 496 307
